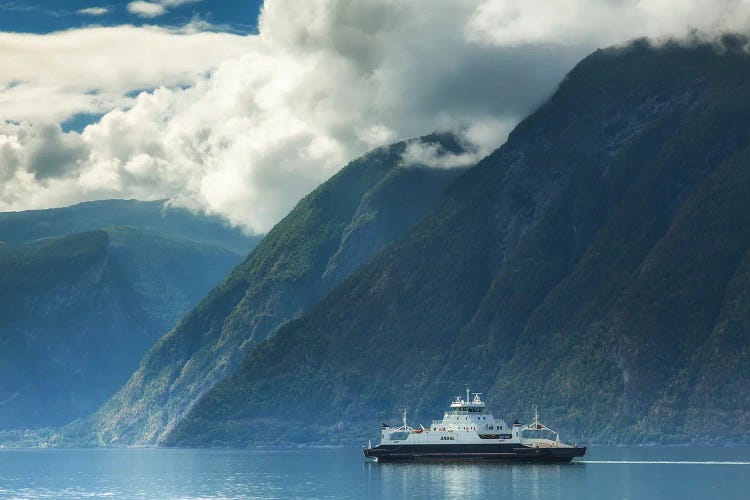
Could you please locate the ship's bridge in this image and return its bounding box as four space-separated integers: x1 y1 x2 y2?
447 390 486 415
433 390 501 430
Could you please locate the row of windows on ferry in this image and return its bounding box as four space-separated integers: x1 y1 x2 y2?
434 422 504 431
446 415 498 424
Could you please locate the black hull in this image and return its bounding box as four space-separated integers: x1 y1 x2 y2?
363 443 586 463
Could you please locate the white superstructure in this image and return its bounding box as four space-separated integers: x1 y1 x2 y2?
378 389 570 448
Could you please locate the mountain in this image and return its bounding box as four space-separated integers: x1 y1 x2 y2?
0 226 247 430
0 199 258 255
68 134 468 445
164 37 750 447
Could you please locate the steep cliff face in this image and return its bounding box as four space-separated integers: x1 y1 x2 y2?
165 39 750 446
73 134 466 445
0 228 242 429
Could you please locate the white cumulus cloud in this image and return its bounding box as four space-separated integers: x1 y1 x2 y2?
127 2 166 18
127 0 204 18
2 0 750 235
0 26 256 123
466 0 750 47
77 7 109 16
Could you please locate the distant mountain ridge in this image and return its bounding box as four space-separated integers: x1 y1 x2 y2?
0 199 257 255
0 200 259 430
68 134 468 445
163 38 750 446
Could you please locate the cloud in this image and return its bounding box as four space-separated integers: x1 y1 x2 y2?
127 2 166 18
401 141 480 170
0 26 255 123
77 7 109 16
0 122 88 207
3 0 750 235
401 118 516 170
466 0 750 47
162 0 205 5
127 0 204 18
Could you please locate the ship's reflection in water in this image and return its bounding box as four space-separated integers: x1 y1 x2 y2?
366 460 577 499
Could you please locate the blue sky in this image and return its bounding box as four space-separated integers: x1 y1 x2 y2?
0 0 262 34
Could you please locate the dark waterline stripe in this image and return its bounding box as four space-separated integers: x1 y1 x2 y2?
581 460 750 465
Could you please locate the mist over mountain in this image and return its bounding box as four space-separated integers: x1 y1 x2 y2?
163 38 750 446
67 134 467 445
0 201 258 430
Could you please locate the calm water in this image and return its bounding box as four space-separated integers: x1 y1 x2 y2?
0 446 748 499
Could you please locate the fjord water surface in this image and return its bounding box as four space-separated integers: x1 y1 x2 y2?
0 447 748 499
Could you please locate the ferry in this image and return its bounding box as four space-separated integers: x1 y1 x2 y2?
363 390 586 462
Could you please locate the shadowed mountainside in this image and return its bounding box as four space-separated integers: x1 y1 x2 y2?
0 227 246 429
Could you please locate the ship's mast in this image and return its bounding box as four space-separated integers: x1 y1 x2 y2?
465 387 470 404
402 407 407 428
